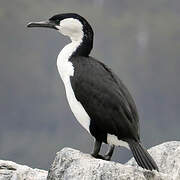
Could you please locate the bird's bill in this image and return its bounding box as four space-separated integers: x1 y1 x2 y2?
27 21 58 30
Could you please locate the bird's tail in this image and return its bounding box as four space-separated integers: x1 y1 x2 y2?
128 140 159 171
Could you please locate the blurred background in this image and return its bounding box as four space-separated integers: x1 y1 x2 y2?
0 0 180 170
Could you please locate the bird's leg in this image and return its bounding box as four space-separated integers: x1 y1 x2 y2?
91 139 103 159
91 140 115 161
103 145 115 161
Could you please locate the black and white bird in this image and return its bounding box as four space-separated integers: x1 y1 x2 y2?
27 13 159 171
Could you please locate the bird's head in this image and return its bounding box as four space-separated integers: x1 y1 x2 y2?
27 13 93 42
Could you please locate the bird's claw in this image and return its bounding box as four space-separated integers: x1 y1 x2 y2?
91 154 111 161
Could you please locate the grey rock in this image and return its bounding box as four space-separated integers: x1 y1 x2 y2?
47 141 180 180
128 141 180 180
0 160 47 180
1 141 180 180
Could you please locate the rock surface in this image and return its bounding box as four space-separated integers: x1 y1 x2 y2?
0 160 47 180
128 141 180 180
47 141 180 180
0 141 180 180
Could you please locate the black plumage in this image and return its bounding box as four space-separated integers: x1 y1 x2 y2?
70 56 139 142
70 56 159 171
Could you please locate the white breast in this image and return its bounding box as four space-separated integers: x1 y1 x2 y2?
57 40 91 133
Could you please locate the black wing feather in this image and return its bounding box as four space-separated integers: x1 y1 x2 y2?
70 56 140 141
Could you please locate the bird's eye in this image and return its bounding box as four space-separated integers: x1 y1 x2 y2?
55 19 60 24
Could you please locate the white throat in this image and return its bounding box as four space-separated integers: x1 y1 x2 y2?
56 18 84 72
57 18 84 42
57 39 82 81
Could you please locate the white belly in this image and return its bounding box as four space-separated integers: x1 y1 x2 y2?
57 60 90 133
57 40 91 133
64 76 91 133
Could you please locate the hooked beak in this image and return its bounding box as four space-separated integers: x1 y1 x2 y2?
27 20 58 30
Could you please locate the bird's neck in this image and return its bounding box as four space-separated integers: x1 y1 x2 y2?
71 33 93 57
57 40 81 81
57 40 82 64
57 32 93 62
57 34 93 80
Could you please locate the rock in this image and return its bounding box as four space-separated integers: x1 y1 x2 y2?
47 141 180 180
127 141 180 180
0 160 47 180
1 141 180 180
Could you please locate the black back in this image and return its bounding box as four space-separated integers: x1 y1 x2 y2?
70 56 140 142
